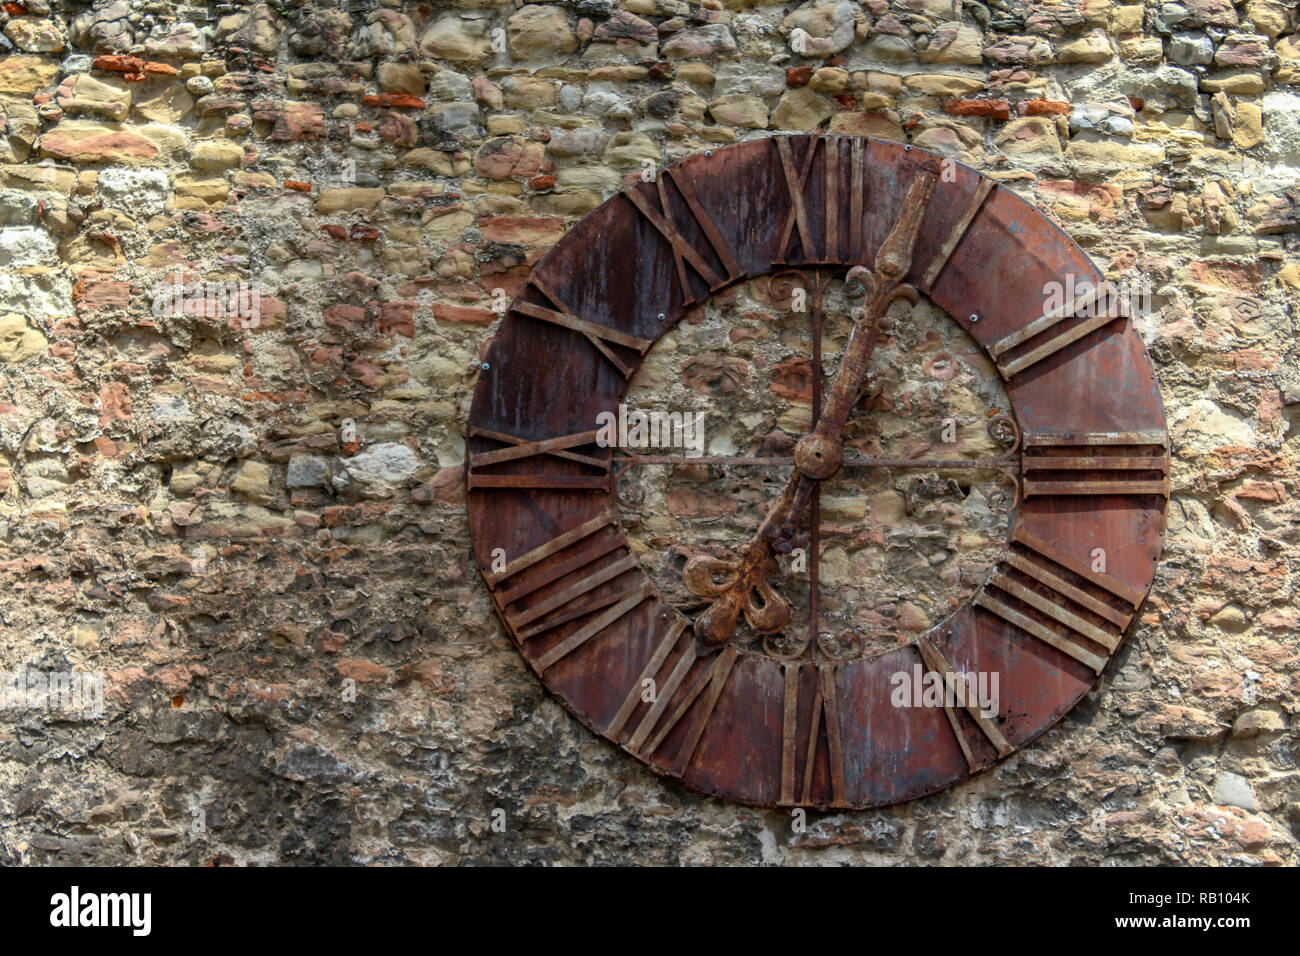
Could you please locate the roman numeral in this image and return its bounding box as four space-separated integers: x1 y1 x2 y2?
775 136 857 265
508 554 640 639
780 662 800 805
514 275 652 378
531 579 655 673
918 178 995 296
775 136 815 263
605 613 690 739
988 281 1128 378
780 662 848 808
849 137 865 263
975 525 1145 674
1022 431 1170 498
622 168 741 306
483 509 618 590
916 635 1010 771
467 426 610 491
482 508 652 672
625 642 739 776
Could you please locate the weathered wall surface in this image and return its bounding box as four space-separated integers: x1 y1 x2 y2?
0 0 1296 865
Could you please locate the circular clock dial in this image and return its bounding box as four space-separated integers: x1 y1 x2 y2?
466 136 1169 809
618 288 1015 657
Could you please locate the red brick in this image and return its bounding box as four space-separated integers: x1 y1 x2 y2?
943 98 1011 120
98 382 131 428
362 93 425 110
769 357 813 402
1017 99 1070 116
324 304 367 331
79 280 131 312
787 66 812 87
433 302 496 325
378 301 416 338
336 659 389 683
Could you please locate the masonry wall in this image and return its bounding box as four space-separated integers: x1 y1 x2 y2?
0 0 1296 865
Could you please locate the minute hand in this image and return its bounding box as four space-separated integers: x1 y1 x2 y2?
684 168 938 649
771 166 938 531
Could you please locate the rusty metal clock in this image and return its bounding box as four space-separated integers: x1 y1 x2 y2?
465 135 1169 809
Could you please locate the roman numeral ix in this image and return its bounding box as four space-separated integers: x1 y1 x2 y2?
467 426 611 492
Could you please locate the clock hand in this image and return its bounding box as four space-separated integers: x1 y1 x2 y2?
684 166 939 649
684 300 890 648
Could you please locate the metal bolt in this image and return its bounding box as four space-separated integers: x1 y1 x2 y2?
904 144 911 152
706 150 713 157
657 312 665 321
969 313 979 323
481 362 490 371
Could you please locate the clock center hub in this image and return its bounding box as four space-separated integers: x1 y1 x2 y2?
794 432 843 480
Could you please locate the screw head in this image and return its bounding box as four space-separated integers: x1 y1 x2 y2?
706 150 713 156
481 361 491 371
657 312 665 321
969 313 979 323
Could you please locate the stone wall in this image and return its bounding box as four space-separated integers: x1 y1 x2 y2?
0 0 1297 865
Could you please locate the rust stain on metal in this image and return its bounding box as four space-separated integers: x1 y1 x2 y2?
465 136 1170 810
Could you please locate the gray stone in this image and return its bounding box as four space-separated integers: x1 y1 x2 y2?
59 53 93 74
24 458 71 497
334 442 421 497
1212 771 1258 811
1170 32 1215 65
713 63 787 99
427 67 473 104
429 102 480 138
286 454 330 489
1120 64 1200 111
661 25 737 59
576 0 614 16
581 88 634 120
142 20 206 57
0 271 71 317
0 226 54 267
1261 91 1300 166
98 167 171 216
150 395 195 427
0 189 39 225
546 127 611 159
557 84 583 113
1070 101 1136 136
782 2 860 58
1161 4 1191 28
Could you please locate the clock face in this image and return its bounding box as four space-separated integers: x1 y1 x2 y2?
465 135 1169 810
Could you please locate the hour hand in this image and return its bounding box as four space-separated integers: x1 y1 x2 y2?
683 165 939 650
681 298 891 651
683 541 791 647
